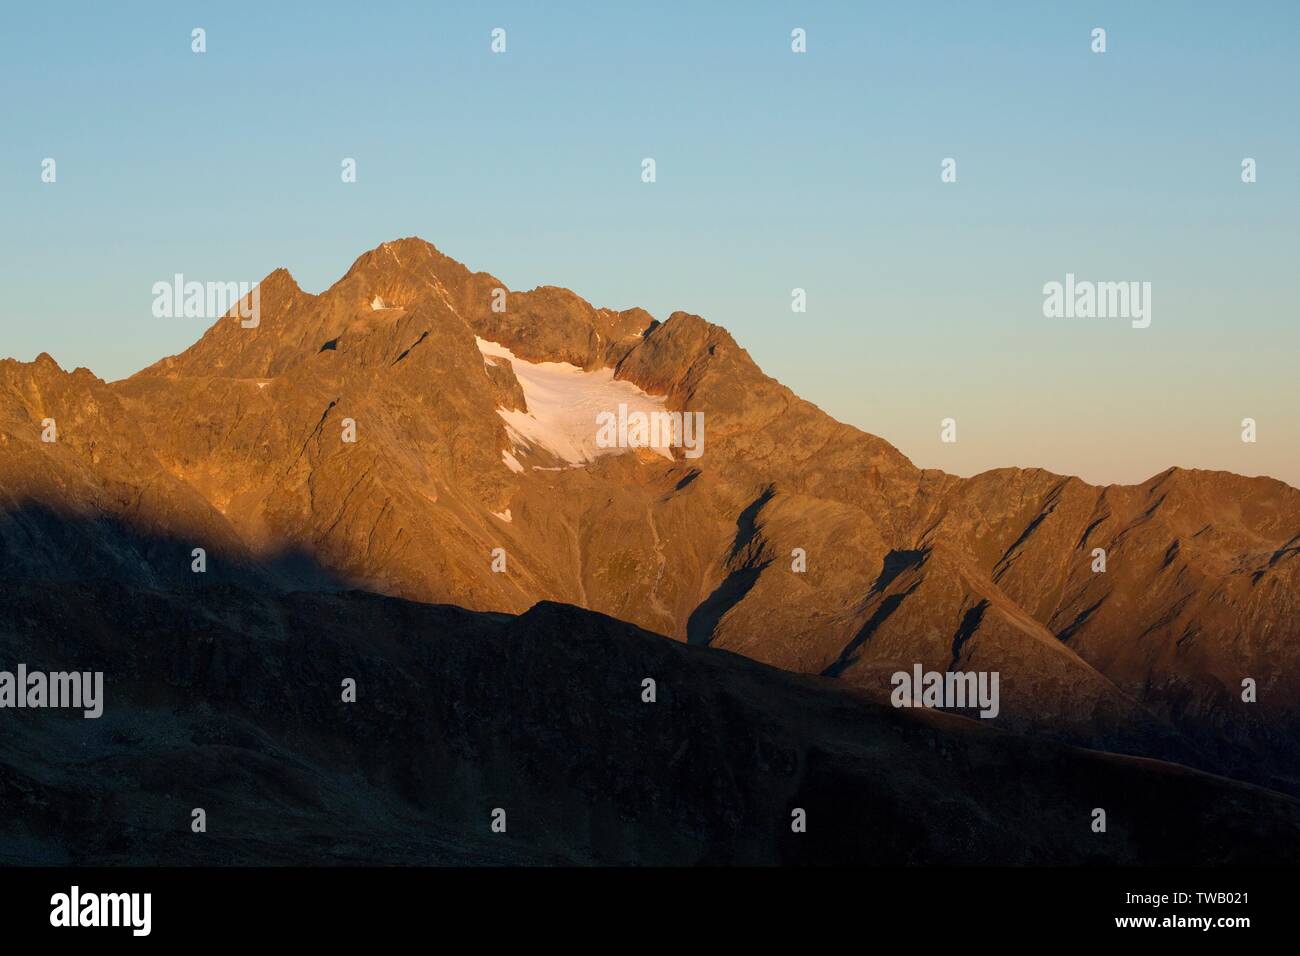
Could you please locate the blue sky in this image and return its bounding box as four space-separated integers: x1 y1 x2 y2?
3 1 1297 486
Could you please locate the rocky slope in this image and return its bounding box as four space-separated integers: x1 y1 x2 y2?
2 236 1297 810
4 578 1298 865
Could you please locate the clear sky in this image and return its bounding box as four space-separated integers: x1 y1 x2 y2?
3 1 1297 488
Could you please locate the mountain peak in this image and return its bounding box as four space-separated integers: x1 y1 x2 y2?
341 236 450 282
260 267 302 294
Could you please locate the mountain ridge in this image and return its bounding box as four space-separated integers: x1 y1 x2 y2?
3 236 1298 799
6 573 1298 865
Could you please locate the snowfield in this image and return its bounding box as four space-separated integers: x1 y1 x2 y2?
476 337 675 466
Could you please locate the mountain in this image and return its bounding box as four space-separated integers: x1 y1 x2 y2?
4 578 1299 865
3 237 1299 863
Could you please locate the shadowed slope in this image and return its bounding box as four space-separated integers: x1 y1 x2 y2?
3 569 1299 865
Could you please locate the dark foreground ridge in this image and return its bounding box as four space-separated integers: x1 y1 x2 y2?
3 576 1299 866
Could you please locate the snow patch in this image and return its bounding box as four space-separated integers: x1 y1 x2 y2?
476 337 674 466
370 295 391 310
502 450 525 474
491 509 513 523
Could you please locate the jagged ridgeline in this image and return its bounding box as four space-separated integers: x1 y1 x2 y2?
2 238 1298 863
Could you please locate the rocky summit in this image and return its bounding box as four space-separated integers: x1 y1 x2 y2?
2 237 1298 864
